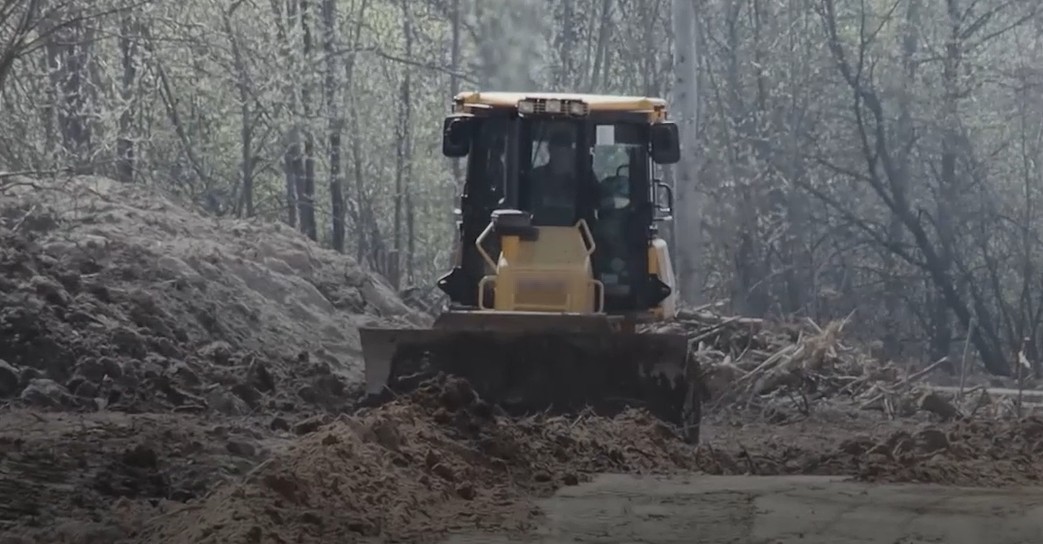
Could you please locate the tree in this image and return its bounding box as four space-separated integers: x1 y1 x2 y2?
672 0 705 305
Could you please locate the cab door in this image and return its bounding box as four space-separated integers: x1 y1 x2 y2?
588 122 653 313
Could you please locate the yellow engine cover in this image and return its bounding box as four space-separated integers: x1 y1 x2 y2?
483 222 603 314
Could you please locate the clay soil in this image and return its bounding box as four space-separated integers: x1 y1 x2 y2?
2 175 1042 544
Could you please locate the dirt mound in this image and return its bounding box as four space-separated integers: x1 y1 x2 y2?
129 376 1040 544
135 375 702 544
0 174 426 538
0 175 423 416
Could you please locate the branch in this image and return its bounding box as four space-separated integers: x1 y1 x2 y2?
17 1 153 58
141 31 211 191
795 177 926 270
362 49 478 85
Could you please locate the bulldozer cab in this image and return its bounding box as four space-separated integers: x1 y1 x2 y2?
439 93 681 316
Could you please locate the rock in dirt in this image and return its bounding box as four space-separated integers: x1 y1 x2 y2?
0 358 20 397
913 428 949 453
74 357 113 383
293 415 331 436
455 483 476 500
20 378 74 408
205 388 250 416
225 440 257 458
919 391 960 421
122 445 159 469
247 360 276 392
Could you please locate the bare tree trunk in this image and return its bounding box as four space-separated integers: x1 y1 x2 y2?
928 0 962 368
449 0 461 183
589 0 613 92
349 94 370 265
116 11 138 183
391 0 414 288
446 0 462 253
554 0 576 89
1016 65 1041 377
404 3 414 285
321 0 344 251
223 2 255 215
272 0 299 227
775 0 812 316
881 0 921 359
48 13 94 173
297 0 318 241
37 46 57 166
672 0 704 305
342 0 369 259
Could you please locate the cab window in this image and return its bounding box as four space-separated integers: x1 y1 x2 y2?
591 123 646 211
466 118 508 204
522 120 583 226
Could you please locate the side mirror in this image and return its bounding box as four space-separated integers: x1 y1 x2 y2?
442 115 474 157
650 122 680 165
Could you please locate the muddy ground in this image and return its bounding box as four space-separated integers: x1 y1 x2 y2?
5 373 1042 544
1 175 1042 544
448 474 1043 544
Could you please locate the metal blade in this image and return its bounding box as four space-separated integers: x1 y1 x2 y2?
358 322 694 430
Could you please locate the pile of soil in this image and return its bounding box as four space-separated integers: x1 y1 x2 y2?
0 175 423 539
134 375 703 544
0 175 423 417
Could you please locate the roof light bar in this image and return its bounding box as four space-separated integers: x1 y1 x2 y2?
517 97 589 117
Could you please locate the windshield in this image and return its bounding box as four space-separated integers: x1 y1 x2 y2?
523 120 583 225
462 117 648 224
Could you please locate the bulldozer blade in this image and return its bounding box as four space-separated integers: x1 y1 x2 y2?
358 319 701 442
430 310 618 334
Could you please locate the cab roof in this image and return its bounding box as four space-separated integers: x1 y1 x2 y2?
453 91 668 113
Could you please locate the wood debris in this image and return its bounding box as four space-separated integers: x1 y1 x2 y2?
646 309 1033 422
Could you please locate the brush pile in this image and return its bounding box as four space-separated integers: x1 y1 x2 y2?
652 308 1037 423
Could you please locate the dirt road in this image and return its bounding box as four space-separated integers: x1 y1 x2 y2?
445 474 1043 544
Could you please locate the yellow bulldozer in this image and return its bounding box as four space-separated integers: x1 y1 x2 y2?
359 91 702 443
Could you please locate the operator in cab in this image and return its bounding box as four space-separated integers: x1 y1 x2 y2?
527 127 597 226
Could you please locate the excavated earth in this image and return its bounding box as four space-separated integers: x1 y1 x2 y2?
1 175 1042 544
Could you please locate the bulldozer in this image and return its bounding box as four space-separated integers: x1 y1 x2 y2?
359 91 702 443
